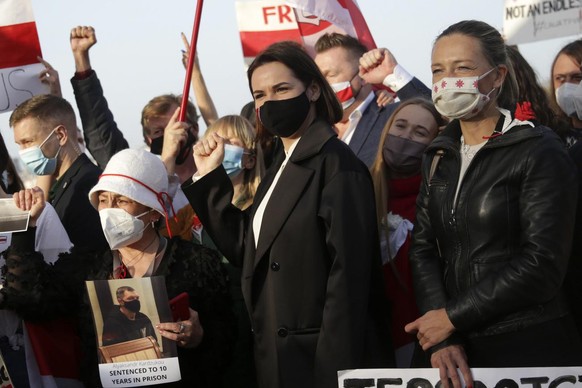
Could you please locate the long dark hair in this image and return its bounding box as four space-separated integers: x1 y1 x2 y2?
506 45 571 137
247 41 343 168
549 39 582 120
247 41 343 126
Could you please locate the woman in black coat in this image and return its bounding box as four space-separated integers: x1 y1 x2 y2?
181 41 393 388
406 20 582 388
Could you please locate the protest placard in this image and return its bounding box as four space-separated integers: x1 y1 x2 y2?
0 0 48 113
86 277 180 387
504 0 582 45
338 367 582 388
0 198 29 233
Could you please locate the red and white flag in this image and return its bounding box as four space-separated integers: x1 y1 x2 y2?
0 0 48 114
235 0 375 65
236 1 303 66
287 0 376 54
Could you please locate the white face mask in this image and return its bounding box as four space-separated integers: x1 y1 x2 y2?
555 82 582 120
431 68 496 120
99 208 151 250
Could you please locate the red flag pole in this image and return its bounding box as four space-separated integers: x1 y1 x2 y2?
179 0 204 122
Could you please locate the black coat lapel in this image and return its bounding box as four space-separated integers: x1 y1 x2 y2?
250 120 335 269
253 163 313 268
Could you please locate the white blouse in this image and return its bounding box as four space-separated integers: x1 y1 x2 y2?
252 138 300 248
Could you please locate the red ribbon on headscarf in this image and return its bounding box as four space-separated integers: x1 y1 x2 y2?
99 173 178 238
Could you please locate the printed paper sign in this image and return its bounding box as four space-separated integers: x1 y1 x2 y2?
338 367 582 388
504 0 582 45
0 198 30 233
86 277 181 387
0 0 49 113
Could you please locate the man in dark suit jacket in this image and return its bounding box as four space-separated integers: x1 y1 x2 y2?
10 94 106 251
314 33 431 167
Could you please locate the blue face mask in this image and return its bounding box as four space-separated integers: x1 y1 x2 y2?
19 129 61 176
222 144 245 178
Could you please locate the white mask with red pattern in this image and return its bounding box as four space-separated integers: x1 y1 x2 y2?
431 68 496 120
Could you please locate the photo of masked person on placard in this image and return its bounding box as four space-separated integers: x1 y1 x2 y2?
101 285 157 346
86 276 177 364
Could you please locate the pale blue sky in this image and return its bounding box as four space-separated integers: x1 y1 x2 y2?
1 0 579 158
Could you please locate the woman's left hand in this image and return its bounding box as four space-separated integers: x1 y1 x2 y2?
157 308 204 348
404 308 455 350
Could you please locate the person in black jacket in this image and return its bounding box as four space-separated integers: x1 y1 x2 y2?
9 94 107 252
180 41 393 388
405 20 582 388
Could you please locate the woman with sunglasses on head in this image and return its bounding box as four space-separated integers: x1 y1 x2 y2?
405 20 581 388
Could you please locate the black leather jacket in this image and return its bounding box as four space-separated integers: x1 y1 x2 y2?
411 111 577 352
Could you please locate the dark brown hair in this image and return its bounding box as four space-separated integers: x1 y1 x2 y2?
247 41 343 131
549 39 582 120
506 45 571 136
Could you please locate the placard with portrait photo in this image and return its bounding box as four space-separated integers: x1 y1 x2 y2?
86 276 180 387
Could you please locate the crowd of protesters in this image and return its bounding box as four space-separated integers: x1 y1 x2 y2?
0 18 582 388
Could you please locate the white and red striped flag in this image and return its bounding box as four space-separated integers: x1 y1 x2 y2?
235 0 376 65
236 1 303 66
287 0 376 54
0 0 48 114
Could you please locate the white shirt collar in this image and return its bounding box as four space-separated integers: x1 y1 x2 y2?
341 91 375 144
498 107 534 134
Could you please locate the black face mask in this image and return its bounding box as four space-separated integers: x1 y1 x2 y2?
123 299 141 313
258 92 311 138
149 129 197 165
382 134 427 176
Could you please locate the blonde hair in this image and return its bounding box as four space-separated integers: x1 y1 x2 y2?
204 115 265 210
370 99 443 261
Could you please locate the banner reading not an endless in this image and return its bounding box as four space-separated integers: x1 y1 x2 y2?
0 0 48 114
504 0 582 45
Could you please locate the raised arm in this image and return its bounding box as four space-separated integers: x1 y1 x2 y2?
181 133 248 267
359 47 431 102
181 33 218 126
70 26 129 169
